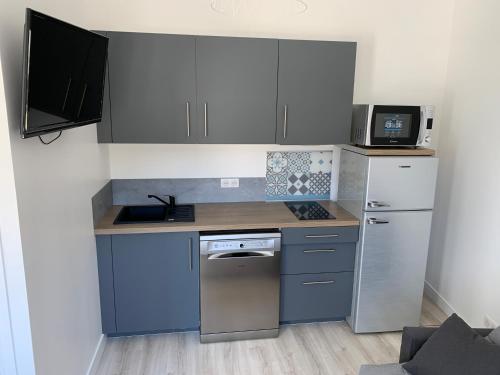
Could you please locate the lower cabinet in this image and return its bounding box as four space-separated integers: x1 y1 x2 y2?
95 226 359 335
96 232 199 335
279 226 358 323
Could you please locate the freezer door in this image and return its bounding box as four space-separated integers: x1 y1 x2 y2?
365 157 438 211
350 210 432 333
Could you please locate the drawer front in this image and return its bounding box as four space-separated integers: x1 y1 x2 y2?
281 226 359 245
280 272 354 322
281 243 356 275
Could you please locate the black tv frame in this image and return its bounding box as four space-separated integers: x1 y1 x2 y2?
20 8 108 139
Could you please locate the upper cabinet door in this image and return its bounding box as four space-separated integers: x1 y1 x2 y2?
276 40 356 145
196 37 278 144
108 32 196 143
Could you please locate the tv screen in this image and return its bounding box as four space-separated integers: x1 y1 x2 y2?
21 9 108 138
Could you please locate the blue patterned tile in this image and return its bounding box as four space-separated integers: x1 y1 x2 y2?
310 151 333 173
287 152 311 173
266 173 288 196
309 172 331 195
267 152 288 174
287 173 310 195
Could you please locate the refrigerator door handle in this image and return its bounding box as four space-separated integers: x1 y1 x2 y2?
367 217 390 225
367 201 390 208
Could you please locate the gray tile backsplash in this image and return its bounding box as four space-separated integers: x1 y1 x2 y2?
112 178 266 205
91 180 113 226
91 150 334 223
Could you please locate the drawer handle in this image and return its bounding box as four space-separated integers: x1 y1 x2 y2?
303 249 336 253
305 234 339 239
303 280 335 285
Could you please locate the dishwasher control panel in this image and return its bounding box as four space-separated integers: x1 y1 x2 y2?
200 230 281 255
207 239 275 252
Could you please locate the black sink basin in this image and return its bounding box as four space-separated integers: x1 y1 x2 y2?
114 205 195 224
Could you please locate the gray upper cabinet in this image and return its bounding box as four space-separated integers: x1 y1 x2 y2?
195 36 278 144
97 32 356 145
276 40 356 145
107 32 196 143
96 50 113 143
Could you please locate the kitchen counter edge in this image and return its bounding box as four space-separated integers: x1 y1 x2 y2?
94 201 359 235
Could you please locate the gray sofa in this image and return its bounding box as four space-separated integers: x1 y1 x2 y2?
359 326 493 375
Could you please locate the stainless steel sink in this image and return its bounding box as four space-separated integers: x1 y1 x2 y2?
113 204 195 224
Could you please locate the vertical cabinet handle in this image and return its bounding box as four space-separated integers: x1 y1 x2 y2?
204 102 208 137
186 102 190 137
188 237 193 271
283 105 288 139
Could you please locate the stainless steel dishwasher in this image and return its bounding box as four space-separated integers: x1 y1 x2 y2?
200 230 281 343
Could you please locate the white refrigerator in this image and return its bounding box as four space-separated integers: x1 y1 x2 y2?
338 149 438 333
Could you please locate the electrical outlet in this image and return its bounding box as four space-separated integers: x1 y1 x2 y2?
484 315 498 328
220 178 239 188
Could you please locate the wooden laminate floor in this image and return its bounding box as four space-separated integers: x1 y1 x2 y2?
95 297 447 375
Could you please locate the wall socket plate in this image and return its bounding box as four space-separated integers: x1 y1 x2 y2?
220 178 239 188
484 315 498 329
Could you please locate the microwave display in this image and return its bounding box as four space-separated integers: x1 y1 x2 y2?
374 113 412 138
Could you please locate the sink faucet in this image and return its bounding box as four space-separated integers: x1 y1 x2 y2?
148 194 176 207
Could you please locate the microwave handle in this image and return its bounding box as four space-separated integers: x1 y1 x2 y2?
417 109 426 144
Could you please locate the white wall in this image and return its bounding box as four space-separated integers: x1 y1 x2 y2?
100 0 455 179
425 0 500 326
109 144 334 178
0 2 110 375
0 58 35 375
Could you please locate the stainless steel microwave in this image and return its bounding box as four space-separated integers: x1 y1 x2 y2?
351 105 433 147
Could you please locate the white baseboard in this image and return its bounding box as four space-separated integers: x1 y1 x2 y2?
424 280 456 316
86 334 106 375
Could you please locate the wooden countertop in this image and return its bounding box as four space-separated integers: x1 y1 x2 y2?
341 144 436 156
94 201 359 235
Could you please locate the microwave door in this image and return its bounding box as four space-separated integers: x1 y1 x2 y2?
365 157 438 211
370 105 421 146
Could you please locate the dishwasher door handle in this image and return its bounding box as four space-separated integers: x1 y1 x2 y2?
207 251 276 260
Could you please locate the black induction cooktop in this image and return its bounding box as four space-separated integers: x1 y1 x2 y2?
285 201 336 220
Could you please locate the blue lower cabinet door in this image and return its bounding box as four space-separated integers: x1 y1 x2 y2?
112 232 199 333
280 272 354 323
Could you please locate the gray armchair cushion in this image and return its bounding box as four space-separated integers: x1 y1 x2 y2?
402 314 500 375
399 326 492 363
486 326 500 345
359 364 409 375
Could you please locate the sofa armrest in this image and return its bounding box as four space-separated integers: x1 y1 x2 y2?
399 326 493 363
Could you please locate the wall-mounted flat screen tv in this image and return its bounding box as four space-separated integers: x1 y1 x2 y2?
21 9 108 138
